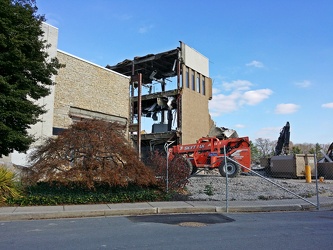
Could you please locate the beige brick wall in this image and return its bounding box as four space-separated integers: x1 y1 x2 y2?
181 87 212 144
54 51 130 130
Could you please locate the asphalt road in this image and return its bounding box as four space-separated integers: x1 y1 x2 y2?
1 210 333 250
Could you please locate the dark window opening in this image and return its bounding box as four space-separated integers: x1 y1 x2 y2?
197 75 200 93
202 78 206 95
186 68 189 88
191 70 195 91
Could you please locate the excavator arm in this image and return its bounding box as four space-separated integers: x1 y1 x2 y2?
274 121 290 156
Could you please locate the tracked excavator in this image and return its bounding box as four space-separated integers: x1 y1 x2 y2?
270 121 316 178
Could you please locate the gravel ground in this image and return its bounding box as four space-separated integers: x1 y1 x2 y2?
185 170 333 201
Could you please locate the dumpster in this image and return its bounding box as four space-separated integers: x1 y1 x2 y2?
270 154 315 178
318 162 333 179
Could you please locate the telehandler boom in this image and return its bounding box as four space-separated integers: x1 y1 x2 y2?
168 136 251 177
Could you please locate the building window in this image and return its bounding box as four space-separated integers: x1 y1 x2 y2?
186 68 189 88
191 70 195 91
202 77 206 95
196 75 200 93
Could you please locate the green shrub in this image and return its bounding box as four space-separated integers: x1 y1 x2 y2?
204 183 214 196
6 181 166 206
0 166 21 203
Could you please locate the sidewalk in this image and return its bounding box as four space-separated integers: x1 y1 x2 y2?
1 196 333 221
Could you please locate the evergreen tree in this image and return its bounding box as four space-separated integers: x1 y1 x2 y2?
292 146 302 154
0 0 63 156
250 141 260 164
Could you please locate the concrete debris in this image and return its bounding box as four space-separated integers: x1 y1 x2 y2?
208 123 238 139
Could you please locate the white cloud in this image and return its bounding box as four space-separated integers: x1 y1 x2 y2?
222 80 252 91
235 124 245 128
241 89 273 105
295 80 311 88
212 87 221 94
322 102 333 108
209 112 221 117
209 92 241 114
209 80 273 116
246 60 264 68
255 127 281 140
275 103 300 114
138 24 154 34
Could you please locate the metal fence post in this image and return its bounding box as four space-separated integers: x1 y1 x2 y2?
164 141 175 193
224 146 229 213
314 153 320 210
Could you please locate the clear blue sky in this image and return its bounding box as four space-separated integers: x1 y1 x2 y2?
36 0 333 145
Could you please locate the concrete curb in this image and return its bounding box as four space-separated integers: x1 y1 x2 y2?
219 204 303 213
157 206 217 214
1 201 332 221
104 208 158 216
1 197 333 221
0 209 156 221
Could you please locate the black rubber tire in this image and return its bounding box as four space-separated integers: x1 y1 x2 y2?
187 159 197 175
218 160 240 177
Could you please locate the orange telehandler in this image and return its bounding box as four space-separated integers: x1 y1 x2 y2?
168 136 251 177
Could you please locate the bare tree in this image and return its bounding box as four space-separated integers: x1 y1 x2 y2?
254 138 275 158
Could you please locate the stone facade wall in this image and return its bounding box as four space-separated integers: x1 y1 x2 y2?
54 51 130 133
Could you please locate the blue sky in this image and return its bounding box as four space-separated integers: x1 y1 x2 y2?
36 0 333 145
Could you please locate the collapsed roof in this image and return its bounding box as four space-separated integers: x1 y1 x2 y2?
106 48 179 85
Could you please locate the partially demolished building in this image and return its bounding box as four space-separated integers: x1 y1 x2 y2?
107 41 215 156
1 25 221 167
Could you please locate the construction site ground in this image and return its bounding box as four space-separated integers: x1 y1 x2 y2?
186 169 333 201
1 171 333 221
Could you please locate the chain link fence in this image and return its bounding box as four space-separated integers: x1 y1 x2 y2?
184 154 333 211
